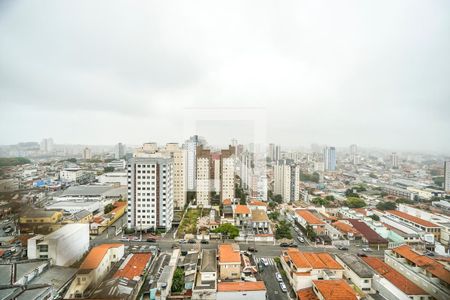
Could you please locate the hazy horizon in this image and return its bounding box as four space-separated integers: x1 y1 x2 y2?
1 0 449 153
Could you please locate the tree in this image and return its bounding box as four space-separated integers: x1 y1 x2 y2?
213 223 240 239
395 198 414 205
300 171 320 183
275 221 292 240
273 194 283 204
369 214 380 221
369 173 378 179
345 189 359 198
268 201 277 210
376 201 397 211
324 195 335 201
104 166 115 172
344 197 366 208
305 224 316 239
312 197 330 207
0 157 31 167
104 203 115 214
66 158 77 163
269 211 280 221
171 267 184 293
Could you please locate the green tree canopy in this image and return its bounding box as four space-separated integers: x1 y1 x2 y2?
213 223 240 239
275 220 292 240
344 197 366 208
171 267 184 293
104 203 115 214
0 157 31 166
376 201 397 211
104 166 115 172
273 194 283 204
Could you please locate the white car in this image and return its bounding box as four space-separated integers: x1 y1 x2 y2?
279 282 288 292
298 237 305 243
362 248 372 252
275 272 283 282
260 258 269 266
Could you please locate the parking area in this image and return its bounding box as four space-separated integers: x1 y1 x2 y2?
255 256 296 300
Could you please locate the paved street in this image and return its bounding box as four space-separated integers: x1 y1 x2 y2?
256 256 293 300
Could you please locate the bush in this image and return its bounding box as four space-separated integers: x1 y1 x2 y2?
376 201 396 211
104 203 115 214
213 223 240 239
344 197 366 208
275 221 292 240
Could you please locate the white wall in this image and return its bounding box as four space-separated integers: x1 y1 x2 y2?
217 290 266 300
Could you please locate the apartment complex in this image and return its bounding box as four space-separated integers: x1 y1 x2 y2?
445 160 450 192
127 156 174 231
323 146 336 171
273 160 300 202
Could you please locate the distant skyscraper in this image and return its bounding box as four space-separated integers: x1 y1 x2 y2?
323 146 336 171
220 146 235 202
83 147 92 160
350 144 358 165
40 138 54 153
127 157 173 231
196 145 211 206
391 152 399 169
115 142 125 159
444 161 450 192
183 135 205 191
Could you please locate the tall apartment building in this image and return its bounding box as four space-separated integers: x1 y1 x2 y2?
196 146 212 206
350 144 359 165
323 146 336 171
127 157 173 231
40 138 54 153
273 161 300 202
115 142 125 159
444 161 450 192
83 147 92 160
183 135 206 191
391 152 399 169
220 146 235 202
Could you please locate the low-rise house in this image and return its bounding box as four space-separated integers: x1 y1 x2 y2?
384 245 450 300
217 281 266 300
192 249 217 300
64 243 124 299
248 200 268 212
335 253 374 293
386 210 441 241
311 279 358 300
362 256 430 300
27 224 89 267
332 221 361 240
233 205 251 227
347 219 388 249
295 210 326 235
280 248 343 291
218 244 241 280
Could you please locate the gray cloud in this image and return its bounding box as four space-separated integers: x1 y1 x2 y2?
0 0 449 153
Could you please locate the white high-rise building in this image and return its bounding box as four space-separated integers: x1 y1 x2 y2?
273 161 300 202
127 157 173 231
40 138 54 153
183 135 206 191
444 161 450 192
196 146 211 206
350 144 358 165
391 152 399 169
323 146 336 171
83 147 92 160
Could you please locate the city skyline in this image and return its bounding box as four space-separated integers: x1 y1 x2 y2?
1 1 450 152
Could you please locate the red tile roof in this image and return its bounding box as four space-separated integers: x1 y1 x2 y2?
80 244 123 270
312 280 358 300
347 219 388 244
296 210 325 225
362 256 428 295
332 221 360 235
113 252 152 280
218 244 240 263
217 281 266 292
392 245 450 285
387 210 439 228
235 205 250 215
223 199 232 205
249 200 267 206
297 287 319 300
284 248 342 270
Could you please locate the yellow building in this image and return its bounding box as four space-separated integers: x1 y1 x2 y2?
19 209 63 224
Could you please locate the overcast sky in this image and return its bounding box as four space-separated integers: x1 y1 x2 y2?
0 0 449 153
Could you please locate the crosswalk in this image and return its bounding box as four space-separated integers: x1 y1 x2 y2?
255 257 277 266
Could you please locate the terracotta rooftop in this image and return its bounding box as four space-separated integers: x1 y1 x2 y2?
234 204 250 215
251 209 269 222
332 221 360 235
223 199 232 206
217 281 266 292
218 244 240 263
80 243 123 270
387 210 440 228
296 210 325 225
362 256 427 295
285 248 342 270
113 252 152 280
249 200 267 206
297 287 319 300
312 280 358 300
392 245 450 285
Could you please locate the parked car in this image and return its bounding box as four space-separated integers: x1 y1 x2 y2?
288 243 298 248
298 237 305 243
362 248 372 252
338 246 348 251
280 242 290 247
171 244 180 249
200 240 209 244
425 251 435 256
188 239 196 244
279 282 288 292
146 238 157 243
275 272 283 282
247 247 258 253
260 258 269 266
178 239 187 244
357 253 368 257
4 228 12 234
